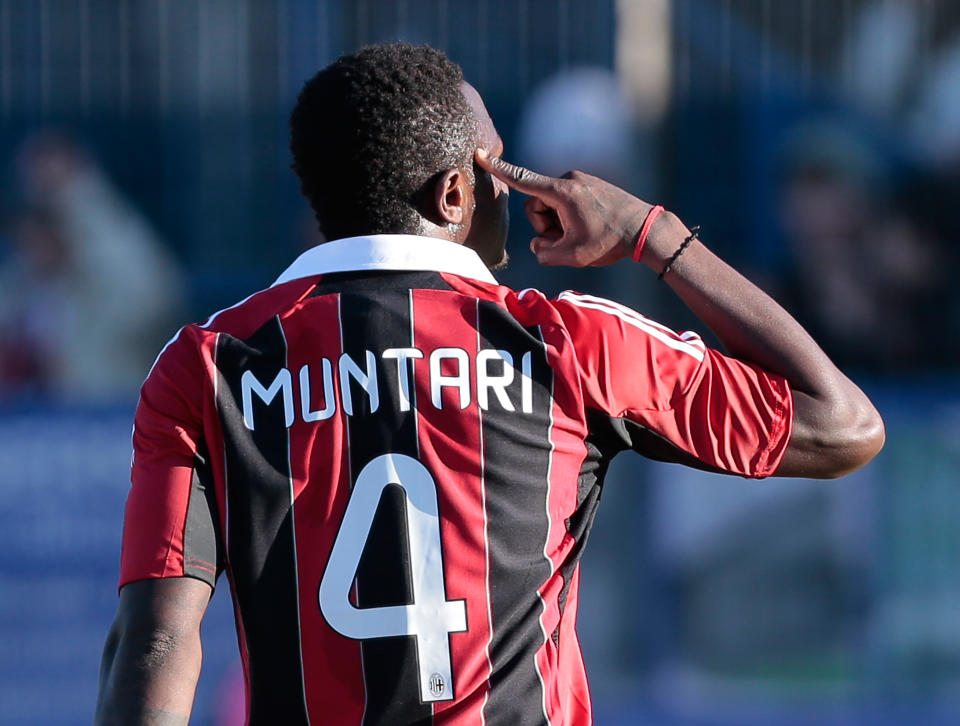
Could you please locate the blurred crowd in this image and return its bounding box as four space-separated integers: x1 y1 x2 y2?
776 117 959 374
1 3 957 406
773 0 960 375
0 135 184 401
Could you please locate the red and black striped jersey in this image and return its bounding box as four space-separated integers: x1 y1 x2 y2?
120 234 792 726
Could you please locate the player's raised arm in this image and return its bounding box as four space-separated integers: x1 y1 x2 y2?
476 150 884 479
95 578 211 726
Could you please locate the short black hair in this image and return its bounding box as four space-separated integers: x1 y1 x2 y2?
290 43 478 240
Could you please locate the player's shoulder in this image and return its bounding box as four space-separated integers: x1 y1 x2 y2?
473 285 661 352
146 278 315 378
475 284 651 333
510 288 640 328
195 278 317 338
481 283 566 326
552 290 654 327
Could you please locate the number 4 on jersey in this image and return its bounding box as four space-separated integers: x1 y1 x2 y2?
319 454 468 702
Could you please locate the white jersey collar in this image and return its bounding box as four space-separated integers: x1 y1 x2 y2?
272 234 498 287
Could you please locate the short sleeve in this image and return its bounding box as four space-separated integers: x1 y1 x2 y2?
119 326 222 590
555 292 792 478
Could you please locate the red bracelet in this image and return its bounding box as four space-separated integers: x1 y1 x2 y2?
633 204 664 262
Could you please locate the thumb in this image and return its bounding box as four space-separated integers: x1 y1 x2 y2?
475 149 561 200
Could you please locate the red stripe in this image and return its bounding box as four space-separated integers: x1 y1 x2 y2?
200 329 227 558
557 566 592 724
535 323 591 725
219 566 252 726
200 278 319 339
281 293 365 723
412 288 491 725
184 564 215 572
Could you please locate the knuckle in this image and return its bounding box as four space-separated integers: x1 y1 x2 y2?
555 179 582 199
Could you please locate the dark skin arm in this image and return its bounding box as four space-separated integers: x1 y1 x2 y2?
476 151 885 478
95 577 212 726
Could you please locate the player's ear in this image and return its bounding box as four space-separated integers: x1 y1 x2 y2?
434 167 468 226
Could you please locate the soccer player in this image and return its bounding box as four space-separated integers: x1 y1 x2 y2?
95 44 884 726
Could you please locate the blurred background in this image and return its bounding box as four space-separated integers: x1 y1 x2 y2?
1 1 959 724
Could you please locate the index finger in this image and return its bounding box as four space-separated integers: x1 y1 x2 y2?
475 149 562 200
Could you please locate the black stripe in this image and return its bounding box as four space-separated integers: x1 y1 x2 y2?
552 441 607 645
587 407 728 475
477 301 553 726
215 317 310 725
182 441 222 585
338 286 433 726
308 270 454 298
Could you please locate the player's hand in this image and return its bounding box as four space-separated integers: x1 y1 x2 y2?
475 149 658 267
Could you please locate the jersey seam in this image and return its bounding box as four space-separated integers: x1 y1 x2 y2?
754 379 791 478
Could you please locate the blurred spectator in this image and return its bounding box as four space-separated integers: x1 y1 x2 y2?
0 134 185 400
0 208 65 393
777 120 959 374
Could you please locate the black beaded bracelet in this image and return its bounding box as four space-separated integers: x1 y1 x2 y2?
658 225 700 280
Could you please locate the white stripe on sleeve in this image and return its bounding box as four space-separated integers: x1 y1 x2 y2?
557 291 705 362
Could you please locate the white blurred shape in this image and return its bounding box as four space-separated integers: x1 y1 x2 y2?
910 37 960 166
842 0 920 120
517 67 634 183
616 0 671 124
